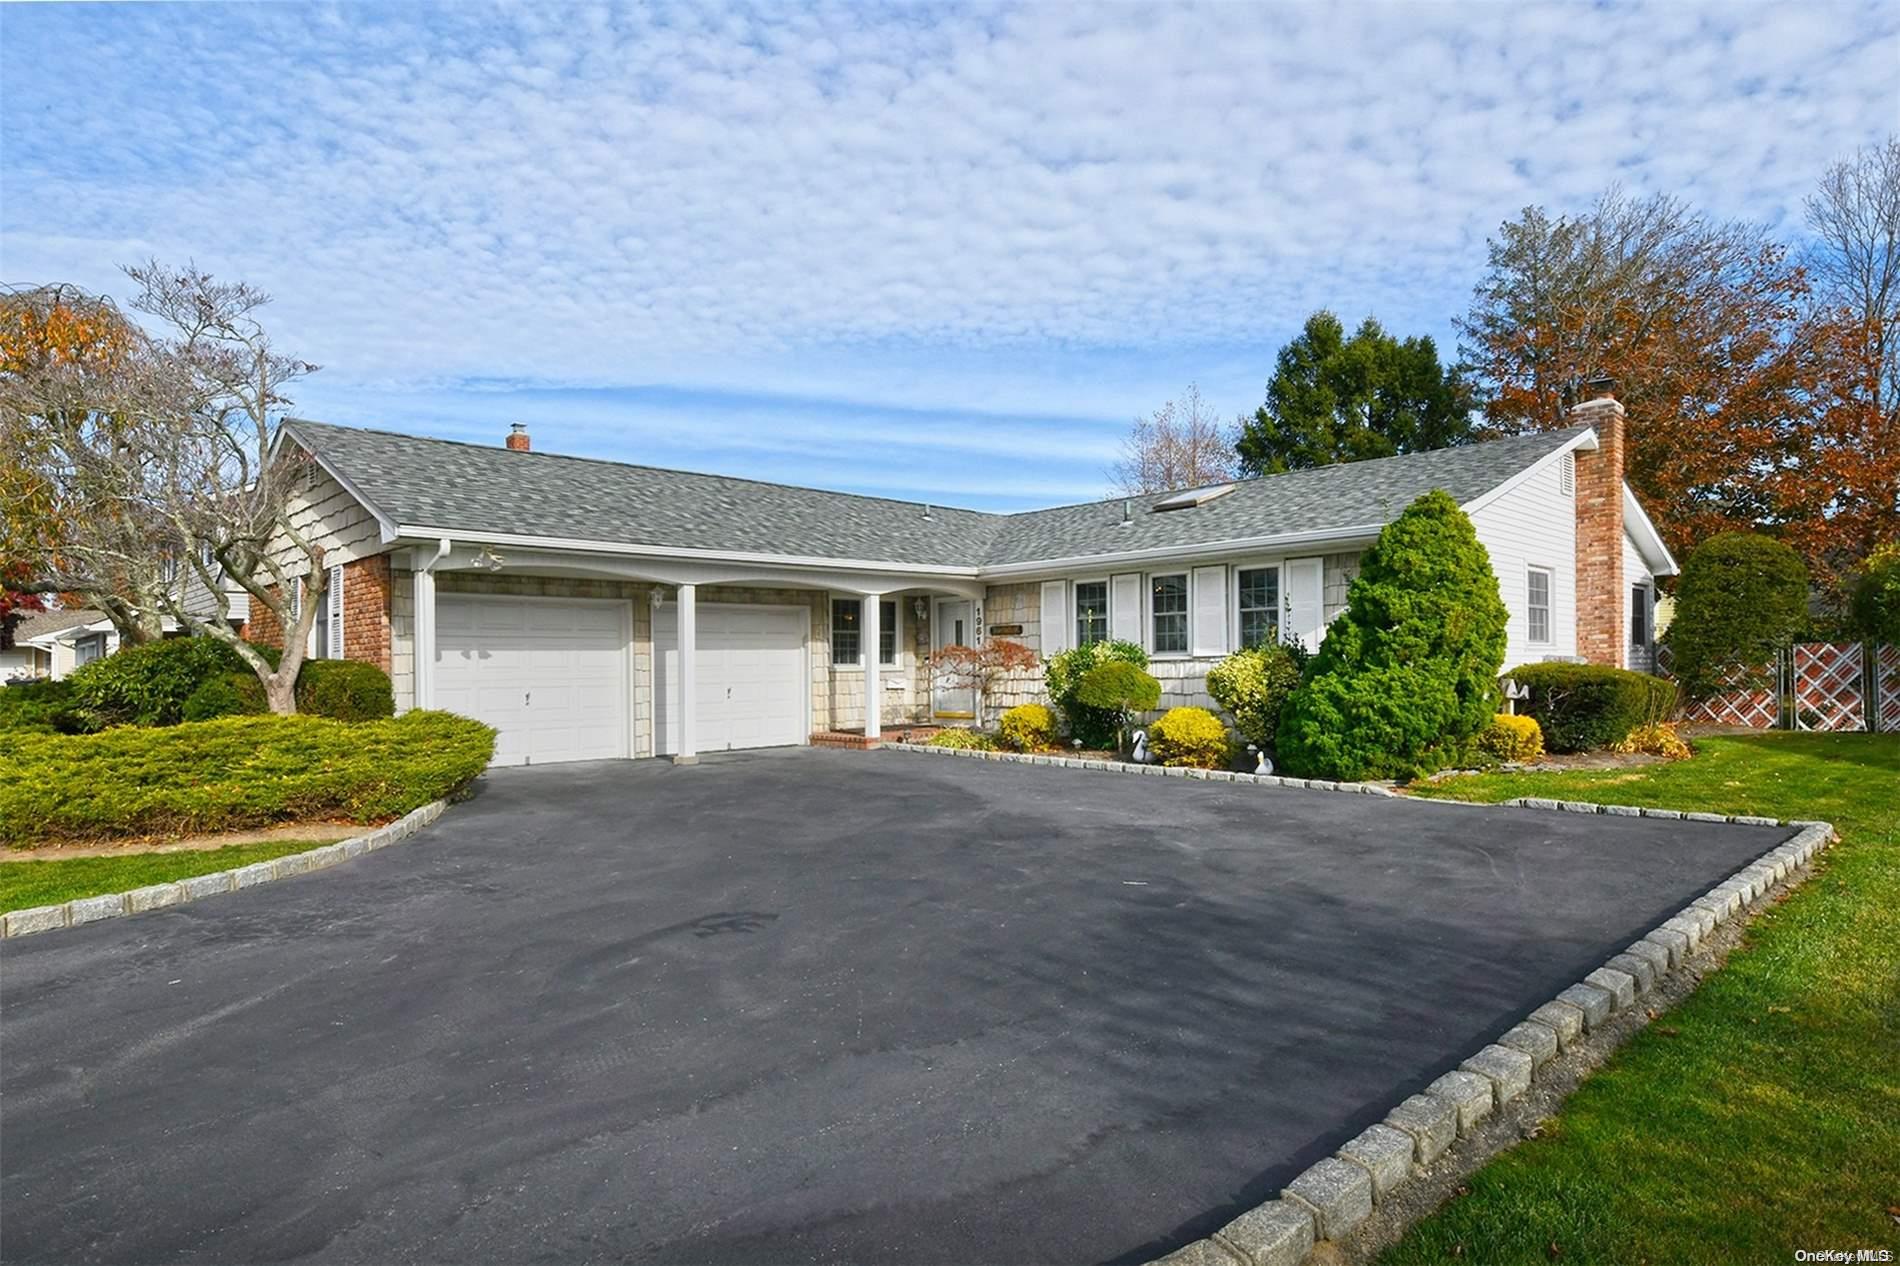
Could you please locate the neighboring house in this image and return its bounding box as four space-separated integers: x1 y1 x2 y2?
257 392 1673 767
8 609 116 681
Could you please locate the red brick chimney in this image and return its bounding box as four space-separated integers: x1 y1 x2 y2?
505 423 531 452
1571 378 1626 668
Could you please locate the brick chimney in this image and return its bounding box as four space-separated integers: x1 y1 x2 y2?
505 423 531 452
1571 378 1626 668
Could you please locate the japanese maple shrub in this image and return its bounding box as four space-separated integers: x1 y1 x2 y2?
1277 489 1508 780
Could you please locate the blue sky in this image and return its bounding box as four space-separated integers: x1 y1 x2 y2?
3 1 1896 510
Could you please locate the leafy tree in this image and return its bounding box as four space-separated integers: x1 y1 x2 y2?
1662 533 1810 702
1276 490 1508 780
1043 639 1147 749
1847 544 1900 645
925 638 1037 727
1235 312 1474 476
1456 187 1814 560
1110 383 1236 493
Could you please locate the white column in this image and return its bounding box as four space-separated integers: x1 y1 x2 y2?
413 562 437 710
675 583 698 764
862 594 881 740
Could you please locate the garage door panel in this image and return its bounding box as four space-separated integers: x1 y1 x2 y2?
654 604 807 754
436 596 629 767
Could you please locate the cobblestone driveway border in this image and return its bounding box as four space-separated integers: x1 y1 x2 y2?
1 800 447 939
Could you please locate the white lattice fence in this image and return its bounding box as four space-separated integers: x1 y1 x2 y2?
1793 642 1865 732
1658 645 1779 729
1877 644 1900 734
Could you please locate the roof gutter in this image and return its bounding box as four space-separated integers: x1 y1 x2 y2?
974 524 1387 579
393 526 983 579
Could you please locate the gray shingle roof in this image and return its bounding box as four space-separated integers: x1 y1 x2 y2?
288 419 1588 572
15 608 102 640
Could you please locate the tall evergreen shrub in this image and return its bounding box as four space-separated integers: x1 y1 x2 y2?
1663 533 1809 701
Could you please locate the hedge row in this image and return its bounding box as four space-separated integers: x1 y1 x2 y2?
0 711 495 847
1506 662 1678 754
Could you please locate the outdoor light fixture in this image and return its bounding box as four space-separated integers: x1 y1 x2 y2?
912 597 926 620
471 546 505 572
651 587 668 609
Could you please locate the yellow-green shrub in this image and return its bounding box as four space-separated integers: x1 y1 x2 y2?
998 703 1056 752
1477 713 1544 762
1148 706 1229 769
1613 721 1693 760
0 711 496 847
927 727 995 751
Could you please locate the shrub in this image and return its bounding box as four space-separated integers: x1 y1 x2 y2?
1073 660 1161 747
1847 544 1900 645
1614 721 1693 760
997 703 1057 752
1147 706 1229 768
1664 532 1809 702
1277 490 1509 780
1476 713 1544 763
297 659 395 721
927 727 995 751
181 673 266 723
0 679 91 735
1507 662 1679 753
0 711 496 846
68 636 246 727
1044 639 1149 749
1205 643 1304 749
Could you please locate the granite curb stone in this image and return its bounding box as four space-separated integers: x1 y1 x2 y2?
1282 1157 1374 1240
1384 1093 1458 1164
1337 1124 1416 1197
1212 1201 1316 1266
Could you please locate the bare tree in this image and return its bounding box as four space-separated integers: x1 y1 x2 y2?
0 283 177 644
129 262 326 714
1108 383 1238 494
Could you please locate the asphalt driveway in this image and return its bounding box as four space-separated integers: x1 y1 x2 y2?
1 749 1788 1265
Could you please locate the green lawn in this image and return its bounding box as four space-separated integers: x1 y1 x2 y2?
0 837 347 911
1381 733 1900 1264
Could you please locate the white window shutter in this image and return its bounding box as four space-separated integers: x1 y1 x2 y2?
1110 573 1142 643
1039 580 1068 655
328 565 344 659
1191 565 1228 657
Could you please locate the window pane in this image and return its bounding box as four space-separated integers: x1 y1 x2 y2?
1151 574 1187 654
880 600 897 664
1630 586 1647 644
831 598 861 665
1075 581 1108 646
1236 567 1280 648
1527 568 1551 643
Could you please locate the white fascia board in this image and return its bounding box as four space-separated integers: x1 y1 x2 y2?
973 524 1385 579
279 426 403 543
1458 428 1600 519
392 525 982 579
1624 485 1679 576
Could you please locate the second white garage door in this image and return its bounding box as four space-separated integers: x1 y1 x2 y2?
654 603 808 754
435 595 630 767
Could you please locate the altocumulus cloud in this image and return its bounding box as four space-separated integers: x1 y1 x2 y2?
2 0 1894 506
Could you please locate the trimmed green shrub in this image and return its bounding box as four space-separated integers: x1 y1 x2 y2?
1663 532 1809 702
1205 643 1304 749
1044 639 1148 749
927 727 995 751
997 703 1057 752
0 679 91 735
1506 662 1678 753
1147 706 1229 768
1277 490 1509 780
181 672 266 723
1477 713 1544 763
1073 661 1161 749
68 636 246 727
0 711 496 847
1848 544 1900 645
297 659 394 721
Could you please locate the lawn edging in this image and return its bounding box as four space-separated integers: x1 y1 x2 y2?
886 739 1398 796
0 800 447 938
1147 803 1837 1266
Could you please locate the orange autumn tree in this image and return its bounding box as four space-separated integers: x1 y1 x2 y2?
1456 188 1815 560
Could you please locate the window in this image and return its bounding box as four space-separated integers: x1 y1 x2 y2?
1630 584 1650 647
1527 566 1552 643
1075 581 1108 646
879 599 897 666
831 598 861 665
1150 573 1188 654
74 633 106 667
1236 566 1280 648
316 582 331 659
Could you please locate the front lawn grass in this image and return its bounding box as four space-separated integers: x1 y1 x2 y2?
1381 733 1900 1264
0 838 346 911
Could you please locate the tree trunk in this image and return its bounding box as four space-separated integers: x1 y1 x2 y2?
264 671 297 715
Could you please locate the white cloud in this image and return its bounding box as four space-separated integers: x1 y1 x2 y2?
2 0 1895 502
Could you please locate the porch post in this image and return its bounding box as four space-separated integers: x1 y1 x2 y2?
675 583 698 764
413 560 437 710
863 594 881 740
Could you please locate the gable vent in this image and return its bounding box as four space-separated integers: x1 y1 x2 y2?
1560 453 1576 496
1153 483 1236 512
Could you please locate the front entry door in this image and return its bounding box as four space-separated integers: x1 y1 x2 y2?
932 598 975 718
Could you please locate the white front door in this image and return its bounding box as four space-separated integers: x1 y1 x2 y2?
932 598 975 718
435 595 631 767
654 603 808 754
1283 557 1325 653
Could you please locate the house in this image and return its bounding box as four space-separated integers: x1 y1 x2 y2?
4 609 116 682
255 390 1674 767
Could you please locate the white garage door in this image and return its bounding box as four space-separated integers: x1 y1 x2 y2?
436 595 630 767
654 603 808 754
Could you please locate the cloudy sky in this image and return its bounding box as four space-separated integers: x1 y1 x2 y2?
4 2 1895 509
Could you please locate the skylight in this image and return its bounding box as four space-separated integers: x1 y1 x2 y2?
1152 483 1236 511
